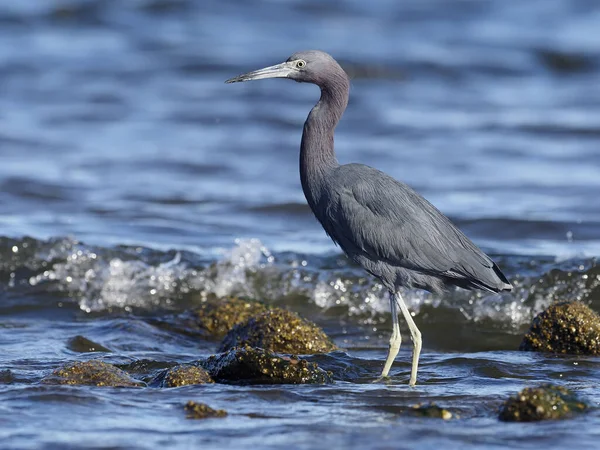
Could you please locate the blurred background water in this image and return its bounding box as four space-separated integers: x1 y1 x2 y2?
0 1 599 449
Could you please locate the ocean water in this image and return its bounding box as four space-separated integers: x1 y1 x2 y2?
0 0 599 448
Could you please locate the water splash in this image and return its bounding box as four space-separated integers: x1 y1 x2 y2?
3 236 597 328
28 240 191 312
26 237 274 312
205 238 274 298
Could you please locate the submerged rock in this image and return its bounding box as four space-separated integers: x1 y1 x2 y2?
519 301 600 355
201 346 333 385
409 403 454 420
43 360 143 387
119 359 176 383
67 335 112 353
184 401 227 419
193 297 269 337
499 384 587 422
219 309 337 354
0 369 14 384
155 365 214 388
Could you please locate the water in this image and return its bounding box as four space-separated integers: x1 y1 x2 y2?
1 0 600 448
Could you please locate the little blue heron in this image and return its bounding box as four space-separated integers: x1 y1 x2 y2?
226 50 512 386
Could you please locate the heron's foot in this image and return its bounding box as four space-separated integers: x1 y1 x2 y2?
372 375 392 384
374 374 419 386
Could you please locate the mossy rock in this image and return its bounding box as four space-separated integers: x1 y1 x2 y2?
409 403 454 420
519 301 600 355
155 365 214 388
499 384 587 422
119 359 176 382
201 346 333 385
42 360 143 387
219 309 337 354
184 401 227 419
193 297 269 337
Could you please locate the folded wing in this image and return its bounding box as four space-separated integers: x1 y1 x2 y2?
325 164 511 292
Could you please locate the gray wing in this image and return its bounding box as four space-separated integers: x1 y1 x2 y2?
324 164 510 291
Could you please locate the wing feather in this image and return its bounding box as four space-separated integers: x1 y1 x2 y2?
325 164 503 288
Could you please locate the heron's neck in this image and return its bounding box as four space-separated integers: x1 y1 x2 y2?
300 76 349 209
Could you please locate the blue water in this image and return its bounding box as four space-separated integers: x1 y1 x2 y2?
1 0 599 448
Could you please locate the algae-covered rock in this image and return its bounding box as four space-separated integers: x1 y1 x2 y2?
410 403 454 420
155 365 214 388
499 384 587 422
42 360 143 387
201 346 333 385
184 401 227 419
519 301 600 355
219 309 337 354
193 297 269 337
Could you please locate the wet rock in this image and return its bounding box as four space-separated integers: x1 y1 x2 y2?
119 359 176 385
499 384 587 422
0 369 14 384
67 335 112 353
409 403 454 420
141 0 190 15
537 49 595 74
42 360 143 387
193 297 269 337
519 301 600 355
154 365 214 388
184 401 227 419
201 346 333 385
219 309 337 354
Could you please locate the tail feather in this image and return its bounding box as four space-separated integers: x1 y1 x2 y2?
492 262 513 292
447 262 512 293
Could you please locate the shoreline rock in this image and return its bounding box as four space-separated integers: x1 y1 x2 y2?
201 346 333 385
219 309 337 355
193 297 269 337
153 365 214 388
42 360 143 387
184 401 227 419
499 384 587 422
519 301 600 355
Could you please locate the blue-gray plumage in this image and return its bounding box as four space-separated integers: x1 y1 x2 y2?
226 50 512 386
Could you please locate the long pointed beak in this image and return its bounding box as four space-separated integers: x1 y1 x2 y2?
225 61 295 83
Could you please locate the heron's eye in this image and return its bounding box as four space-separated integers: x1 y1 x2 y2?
295 60 306 69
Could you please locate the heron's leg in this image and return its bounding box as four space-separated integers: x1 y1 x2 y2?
395 292 422 386
380 293 401 378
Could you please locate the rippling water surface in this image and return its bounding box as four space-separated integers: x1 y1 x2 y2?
1 1 600 449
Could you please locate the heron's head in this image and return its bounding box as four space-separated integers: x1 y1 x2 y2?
225 50 346 88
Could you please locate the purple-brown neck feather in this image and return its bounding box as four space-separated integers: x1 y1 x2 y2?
299 59 350 211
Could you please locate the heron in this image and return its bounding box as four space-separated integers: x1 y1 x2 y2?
226 50 512 386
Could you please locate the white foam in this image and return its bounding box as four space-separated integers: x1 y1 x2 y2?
29 238 274 312
207 238 273 298
26 237 597 330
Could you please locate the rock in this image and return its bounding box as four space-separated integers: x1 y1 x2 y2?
184 401 227 419
519 301 600 355
67 335 112 353
409 403 454 420
193 297 269 337
201 346 333 385
537 49 594 74
155 365 214 388
117 359 177 385
499 384 587 422
0 369 14 384
42 360 143 387
219 309 337 354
